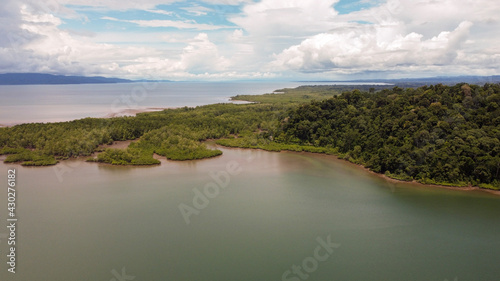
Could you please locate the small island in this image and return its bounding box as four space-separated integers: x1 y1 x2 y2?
0 83 499 191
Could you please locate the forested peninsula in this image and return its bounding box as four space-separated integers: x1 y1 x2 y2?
1 83 499 190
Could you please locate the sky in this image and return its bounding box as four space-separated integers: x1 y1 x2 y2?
0 0 499 81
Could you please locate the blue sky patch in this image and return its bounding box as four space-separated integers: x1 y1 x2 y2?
334 0 383 15
62 2 241 33
4 0 496 80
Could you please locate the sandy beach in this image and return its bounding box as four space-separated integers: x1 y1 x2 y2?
103 107 172 118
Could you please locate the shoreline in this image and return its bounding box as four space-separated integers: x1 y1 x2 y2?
0 100 249 127
228 98 256 104
0 107 174 127
3 142 499 196
103 107 172 118
2 100 498 196
348 157 500 196
213 144 500 197
311 152 500 196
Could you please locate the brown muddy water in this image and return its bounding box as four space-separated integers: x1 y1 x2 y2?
0 146 499 281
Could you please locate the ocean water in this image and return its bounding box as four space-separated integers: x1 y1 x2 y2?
0 81 386 125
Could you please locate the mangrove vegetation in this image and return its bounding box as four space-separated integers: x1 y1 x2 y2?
0 83 499 190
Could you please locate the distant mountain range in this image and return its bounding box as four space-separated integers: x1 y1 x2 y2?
1 73 499 86
301 75 500 87
0 73 133 85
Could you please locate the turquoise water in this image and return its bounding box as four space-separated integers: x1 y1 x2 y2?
0 147 498 281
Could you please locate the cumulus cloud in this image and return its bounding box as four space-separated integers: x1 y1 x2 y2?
178 33 230 73
228 0 340 58
271 21 474 73
120 33 230 78
0 1 161 76
0 0 261 79
0 0 234 79
269 0 500 76
1 0 499 79
230 0 339 37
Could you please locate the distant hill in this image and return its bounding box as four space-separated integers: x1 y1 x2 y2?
300 75 500 87
379 76 500 87
0 73 133 85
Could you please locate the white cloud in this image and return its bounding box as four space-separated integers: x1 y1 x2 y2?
145 9 175 16
229 29 244 41
101 16 233 30
198 0 253 4
0 0 239 79
0 0 163 76
271 21 475 73
58 0 252 11
180 5 214 16
223 0 344 74
269 0 500 76
1 0 499 79
59 0 177 11
230 0 339 38
118 33 231 78
178 33 230 73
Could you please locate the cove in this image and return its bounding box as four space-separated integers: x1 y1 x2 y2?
0 146 498 281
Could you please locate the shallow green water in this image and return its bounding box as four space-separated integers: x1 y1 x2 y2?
0 147 499 281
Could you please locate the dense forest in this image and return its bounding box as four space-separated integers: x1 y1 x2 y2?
0 102 291 165
0 83 499 190
277 83 500 189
